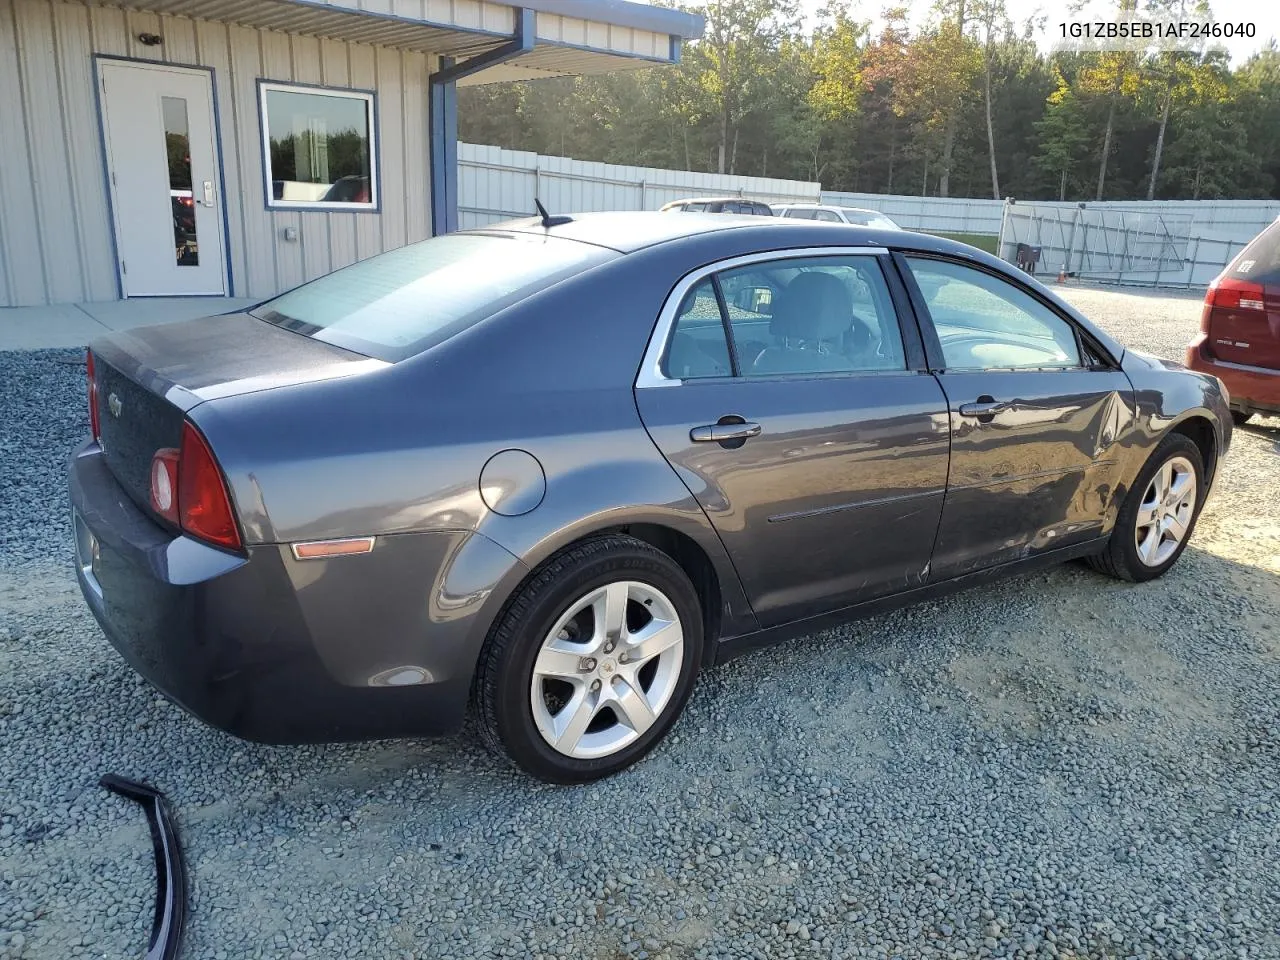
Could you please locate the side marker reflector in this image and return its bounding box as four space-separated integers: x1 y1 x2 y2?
290 537 377 560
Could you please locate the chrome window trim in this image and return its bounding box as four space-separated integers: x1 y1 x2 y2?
635 246 891 389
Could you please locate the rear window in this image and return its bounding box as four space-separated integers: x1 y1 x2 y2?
1230 219 1280 286
250 232 615 361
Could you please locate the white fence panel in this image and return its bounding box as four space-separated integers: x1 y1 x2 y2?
458 145 1277 289
820 191 1006 235
458 142 820 227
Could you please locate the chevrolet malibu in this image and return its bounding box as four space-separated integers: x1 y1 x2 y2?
70 213 1231 783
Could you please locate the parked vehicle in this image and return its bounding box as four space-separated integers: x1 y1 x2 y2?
1185 215 1280 424
659 197 774 216
775 203 901 229
70 212 1231 783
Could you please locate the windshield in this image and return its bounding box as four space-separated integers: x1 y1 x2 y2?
250 232 615 361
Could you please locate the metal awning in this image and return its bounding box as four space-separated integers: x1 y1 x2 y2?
84 0 704 79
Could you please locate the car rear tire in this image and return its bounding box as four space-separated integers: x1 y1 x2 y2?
1087 433 1205 583
1231 410 1253 427
472 534 703 783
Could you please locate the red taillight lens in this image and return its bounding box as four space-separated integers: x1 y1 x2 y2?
86 349 101 442
1206 276 1266 311
148 424 242 549
177 422 241 550
149 448 180 523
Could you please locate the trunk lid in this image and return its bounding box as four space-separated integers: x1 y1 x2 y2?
90 312 381 514
1205 218 1280 371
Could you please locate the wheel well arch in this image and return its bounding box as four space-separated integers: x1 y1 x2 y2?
1168 414 1218 485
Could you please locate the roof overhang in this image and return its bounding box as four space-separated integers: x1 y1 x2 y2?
83 0 704 83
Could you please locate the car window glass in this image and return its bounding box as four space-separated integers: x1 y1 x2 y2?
684 202 706 212
663 280 732 379
905 257 1081 371
785 208 813 219
715 257 908 376
814 210 842 222
754 204 773 216
251 232 614 362
1231 219 1280 285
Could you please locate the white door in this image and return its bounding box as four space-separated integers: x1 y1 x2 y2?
98 61 227 296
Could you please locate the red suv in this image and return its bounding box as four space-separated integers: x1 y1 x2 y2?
1187 216 1280 424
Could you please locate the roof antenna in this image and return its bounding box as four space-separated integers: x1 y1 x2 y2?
533 197 572 228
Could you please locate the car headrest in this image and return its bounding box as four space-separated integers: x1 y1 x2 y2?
769 272 852 343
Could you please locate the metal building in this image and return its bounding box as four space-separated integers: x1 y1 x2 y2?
0 0 703 307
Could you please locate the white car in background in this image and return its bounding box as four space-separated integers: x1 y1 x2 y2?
774 203 902 229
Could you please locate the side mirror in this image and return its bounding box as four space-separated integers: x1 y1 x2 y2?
735 286 773 315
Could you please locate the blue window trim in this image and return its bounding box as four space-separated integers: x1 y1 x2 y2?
256 78 381 214
91 54 235 299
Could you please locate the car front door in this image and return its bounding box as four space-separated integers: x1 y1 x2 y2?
635 249 951 627
898 254 1134 580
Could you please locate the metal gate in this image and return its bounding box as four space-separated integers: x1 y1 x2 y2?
996 201 1195 285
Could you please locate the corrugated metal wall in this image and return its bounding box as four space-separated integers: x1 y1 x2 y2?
0 0 434 307
458 142 820 228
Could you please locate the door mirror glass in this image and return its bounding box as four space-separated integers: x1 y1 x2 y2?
734 286 773 314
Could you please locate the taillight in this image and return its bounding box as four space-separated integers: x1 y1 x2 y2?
148 422 242 551
1206 276 1266 311
86 349 100 442
179 422 241 550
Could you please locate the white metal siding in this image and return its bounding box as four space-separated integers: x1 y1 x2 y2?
0 0 434 307
457 142 821 228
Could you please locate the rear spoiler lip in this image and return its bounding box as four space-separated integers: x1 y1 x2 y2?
100 774 186 960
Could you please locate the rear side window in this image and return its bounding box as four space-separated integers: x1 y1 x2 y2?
251 232 614 361
663 256 908 379
783 208 815 219
1230 219 1280 285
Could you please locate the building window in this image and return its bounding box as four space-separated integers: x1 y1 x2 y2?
259 82 377 210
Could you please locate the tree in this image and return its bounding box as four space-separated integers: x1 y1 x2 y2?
689 0 801 173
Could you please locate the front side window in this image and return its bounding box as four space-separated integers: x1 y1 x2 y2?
661 256 908 380
906 257 1081 371
260 82 376 209
783 208 814 219
813 210 842 223
251 232 615 361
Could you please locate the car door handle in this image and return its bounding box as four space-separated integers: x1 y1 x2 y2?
958 399 1010 418
690 421 762 442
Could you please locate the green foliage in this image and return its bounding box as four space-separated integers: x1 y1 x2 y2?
457 0 1280 200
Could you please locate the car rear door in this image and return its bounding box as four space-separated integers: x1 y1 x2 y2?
897 254 1134 580
635 248 950 628
1206 218 1280 370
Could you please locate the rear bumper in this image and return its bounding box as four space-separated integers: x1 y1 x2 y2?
69 442 523 743
1186 335 1280 415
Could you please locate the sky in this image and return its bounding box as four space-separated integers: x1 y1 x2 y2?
659 0 1280 65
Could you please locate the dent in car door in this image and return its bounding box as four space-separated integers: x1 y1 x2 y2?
899 254 1134 580
634 250 951 628
929 369 1132 578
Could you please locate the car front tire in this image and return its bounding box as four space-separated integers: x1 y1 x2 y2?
1088 433 1205 583
472 534 703 784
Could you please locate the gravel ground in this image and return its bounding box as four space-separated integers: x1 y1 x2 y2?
2 285 1278 960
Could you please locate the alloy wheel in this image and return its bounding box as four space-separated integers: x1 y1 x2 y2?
530 580 685 760
1134 455 1197 568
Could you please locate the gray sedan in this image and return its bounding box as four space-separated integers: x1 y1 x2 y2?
69 213 1231 783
